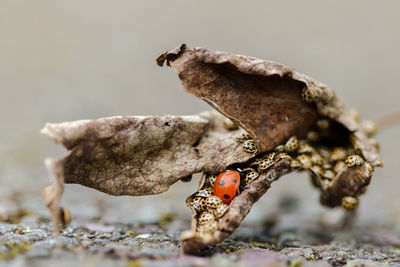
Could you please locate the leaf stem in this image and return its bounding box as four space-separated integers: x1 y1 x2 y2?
374 110 400 131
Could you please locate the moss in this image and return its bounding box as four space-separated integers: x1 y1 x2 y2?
0 241 31 260
290 258 304 267
249 241 276 249
158 212 175 230
126 230 137 237
0 209 31 224
126 259 143 267
225 245 249 253
306 253 317 261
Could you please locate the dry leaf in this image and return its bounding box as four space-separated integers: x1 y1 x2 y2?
157 45 382 253
42 111 253 228
157 44 381 165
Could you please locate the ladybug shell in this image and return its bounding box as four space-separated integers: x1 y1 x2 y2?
213 170 240 204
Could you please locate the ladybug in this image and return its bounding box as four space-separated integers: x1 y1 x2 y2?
302 87 313 103
213 170 241 204
310 152 323 165
290 159 302 169
195 188 213 198
317 119 330 130
306 131 319 142
275 144 285 153
198 212 215 225
242 139 256 153
345 155 364 167
322 169 336 180
310 165 323 177
341 196 359 211
334 161 346 173
297 144 315 154
236 133 251 143
277 152 292 161
214 204 229 218
364 162 375 177
330 147 347 162
223 118 239 131
284 136 298 153
205 173 217 187
244 171 259 185
197 220 218 233
296 154 312 169
205 195 223 209
350 135 362 155
190 197 206 212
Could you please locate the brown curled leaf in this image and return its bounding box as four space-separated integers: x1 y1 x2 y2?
157 44 382 165
41 111 254 229
157 45 383 253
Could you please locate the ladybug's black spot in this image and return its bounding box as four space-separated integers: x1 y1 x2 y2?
232 179 237 183
223 194 230 199
219 180 225 186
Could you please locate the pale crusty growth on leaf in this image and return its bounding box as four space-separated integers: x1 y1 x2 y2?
157 44 382 166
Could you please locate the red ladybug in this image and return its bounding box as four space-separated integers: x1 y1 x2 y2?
213 170 240 204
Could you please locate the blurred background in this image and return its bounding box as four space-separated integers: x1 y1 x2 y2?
0 1 399 232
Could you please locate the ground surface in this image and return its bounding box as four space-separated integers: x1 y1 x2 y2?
1 124 399 266
1 2 400 266
1 219 400 267
1 173 400 267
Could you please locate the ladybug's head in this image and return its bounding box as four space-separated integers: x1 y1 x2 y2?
234 168 247 180
225 164 243 175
